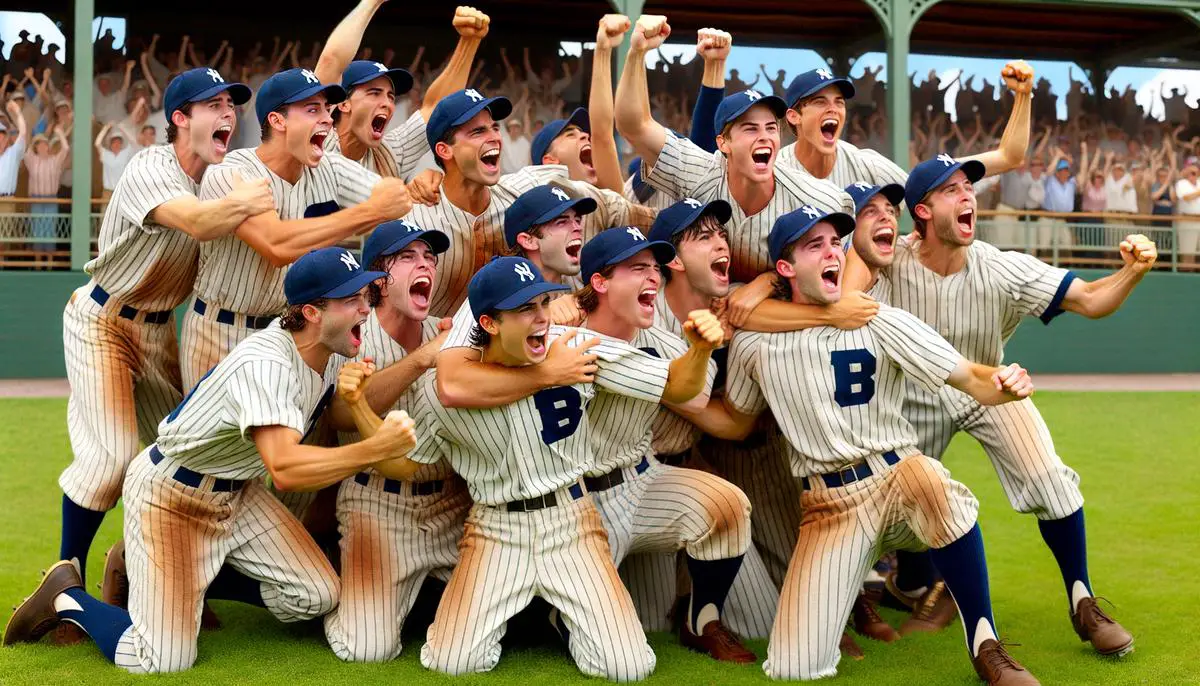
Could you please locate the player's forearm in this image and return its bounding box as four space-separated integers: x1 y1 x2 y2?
314 0 385 83
964 90 1031 177
361 355 430 414
268 439 392 492
435 349 548 408
420 37 482 120
614 45 666 168
742 299 832 332
151 195 257 242
1062 268 1143 319
948 360 1017 406
241 204 384 267
671 396 756 440
588 44 624 193
702 57 726 89
663 346 713 405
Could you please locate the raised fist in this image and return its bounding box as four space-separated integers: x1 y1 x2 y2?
337 360 376 405
632 15 671 52
1119 233 1157 275
369 177 414 219
683 309 724 351
453 6 490 40
596 15 631 50
1001 60 1033 95
696 28 731 61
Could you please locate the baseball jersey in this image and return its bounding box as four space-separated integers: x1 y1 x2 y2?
883 236 1075 366
195 147 381 314
777 139 908 189
153 321 331 480
324 110 426 179
408 326 671 505
326 309 448 481
643 134 855 283
83 145 202 312
724 305 962 477
651 290 683 336
623 175 675 212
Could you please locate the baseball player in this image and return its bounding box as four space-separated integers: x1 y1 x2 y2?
501 184 598 289
614 16 855 285
314 3 489 178
320 220 466 663
4 248 418 673
351 256 675 680
54 68 269 623
848 155 1150 655
776 62 1031 187
684 205 1041 684
184 67 413 389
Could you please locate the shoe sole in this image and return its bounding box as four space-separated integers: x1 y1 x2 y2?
3 560 80 645
1096 639 1134 658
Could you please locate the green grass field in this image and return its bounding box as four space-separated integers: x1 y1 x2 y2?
1 392 1197 685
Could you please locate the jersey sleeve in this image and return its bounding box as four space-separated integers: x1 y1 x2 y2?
406 376 446 465
866 269 892 304
987 245 1077 324
226 361 309 441
859 146 908 187
869 306 961 394
643 134 717 200
330 153 382 208
197 162 242 203
439 300 480 351
118 148 198 232
381 111 428 179
562 328 671 402
723 331 768 415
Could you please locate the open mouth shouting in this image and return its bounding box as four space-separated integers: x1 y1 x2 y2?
349 318 365 349
956 207 975 238
637 287 657 317
820 262 841 294
479 146 501 174
579 143 594 169
370 113 388 140
565 238 583 263
409 274 432 310
710 255 730 284
526 326 548 357
212 124 233 154
820 117 840 144
873 226 896 254
310 128 329 158
751 145 773 171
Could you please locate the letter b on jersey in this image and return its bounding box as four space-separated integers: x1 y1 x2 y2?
534 386 584 444
830 349 876 407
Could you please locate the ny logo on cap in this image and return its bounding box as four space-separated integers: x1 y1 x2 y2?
374 62 387 72
801 205 821 219
937 153 955 166
465 88 484 103
400 219 419 232
744 90 762 101
301 69 319 85
206 68 224 83
514 262 535 282
551 187 570 202
683 198 702 208
339 251 360 271
816 68 833 80
853 182 872 191
626 227 647 241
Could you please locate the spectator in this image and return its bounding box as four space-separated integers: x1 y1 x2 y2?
1149 165 1176 227
93 61 133 124
0 101 29 218
23 128 69 261
94 123 133 204
1105 156 1138 214
1175 158 1200 262
1041 151 1077 251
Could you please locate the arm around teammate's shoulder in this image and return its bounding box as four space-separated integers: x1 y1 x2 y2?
152 171 275 241
253 415 416 491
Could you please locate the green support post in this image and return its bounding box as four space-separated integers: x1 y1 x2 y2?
611 0 646 83
70 0 95 271
884 0 912 172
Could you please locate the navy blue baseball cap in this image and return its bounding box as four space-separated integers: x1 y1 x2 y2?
713 90 787 133
341 60 414 95
163 67 251 118
503 185 598 248
468 256 569 321
580 227 675 283
361 219 450 267
648 198 732 243
285 247 387 305
426 88 513 152
846 182 905 216
904 154 986 219
255 68 346 125
768 206 856 263
784 68 855 108
530 107 589 165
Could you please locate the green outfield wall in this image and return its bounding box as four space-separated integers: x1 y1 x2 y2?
0 270 1196 379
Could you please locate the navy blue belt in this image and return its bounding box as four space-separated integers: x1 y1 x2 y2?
584 455 651 493
801 451 900 490
193 297 274 329
505 482 585 513
149 445 244 492
656 450 690 467
90 285 172 324
353 472 444 497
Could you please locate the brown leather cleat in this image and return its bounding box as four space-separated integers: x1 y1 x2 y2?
680 620 757 664
839 630 865 660
4 560 83 646
47 622 87 646
882 569 920 611
900 580 958 635
1072 597 1133 656
853 593 900 642
100 539 128 608
971 639 1040 685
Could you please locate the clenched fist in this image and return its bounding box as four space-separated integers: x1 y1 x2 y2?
596 14 631 50
228 171 275 217
337 360 375 405
631 15 671 52
369 177 414 219
407 168 444 206
374 410 417 458
696 28 731 62
992 363 1034 399
1001 60 1034 95
683 309 724 351
453 6 490 40
1119 233 1157 274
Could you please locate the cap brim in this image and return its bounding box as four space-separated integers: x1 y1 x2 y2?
724 95 788 129
285 83 347 108
665 199 733 239
855 184 905 214
908 159 986 218
451 95 513 129
533 196 599 226
189 81 253 107
321 270 389 300
826 212 857 237
594 240 676 278
492 281 570 313
789 78 855 107
368 230 451 265
349 68 414 96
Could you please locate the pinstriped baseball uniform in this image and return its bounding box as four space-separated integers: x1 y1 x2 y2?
723 307 980 680
322 311 470 663
777 139 908 189
624 175 676 212
60 144 199 512
885 236 1084 519
112 322 338 673
642 134 855 284
181 147 381 389
324 110 427 179
409 327 666 680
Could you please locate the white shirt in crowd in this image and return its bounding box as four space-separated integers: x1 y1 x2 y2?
500 129 531 175
100 147 135 191
0 137 28 195
1105 174 1138 213
1176 177 1200 216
